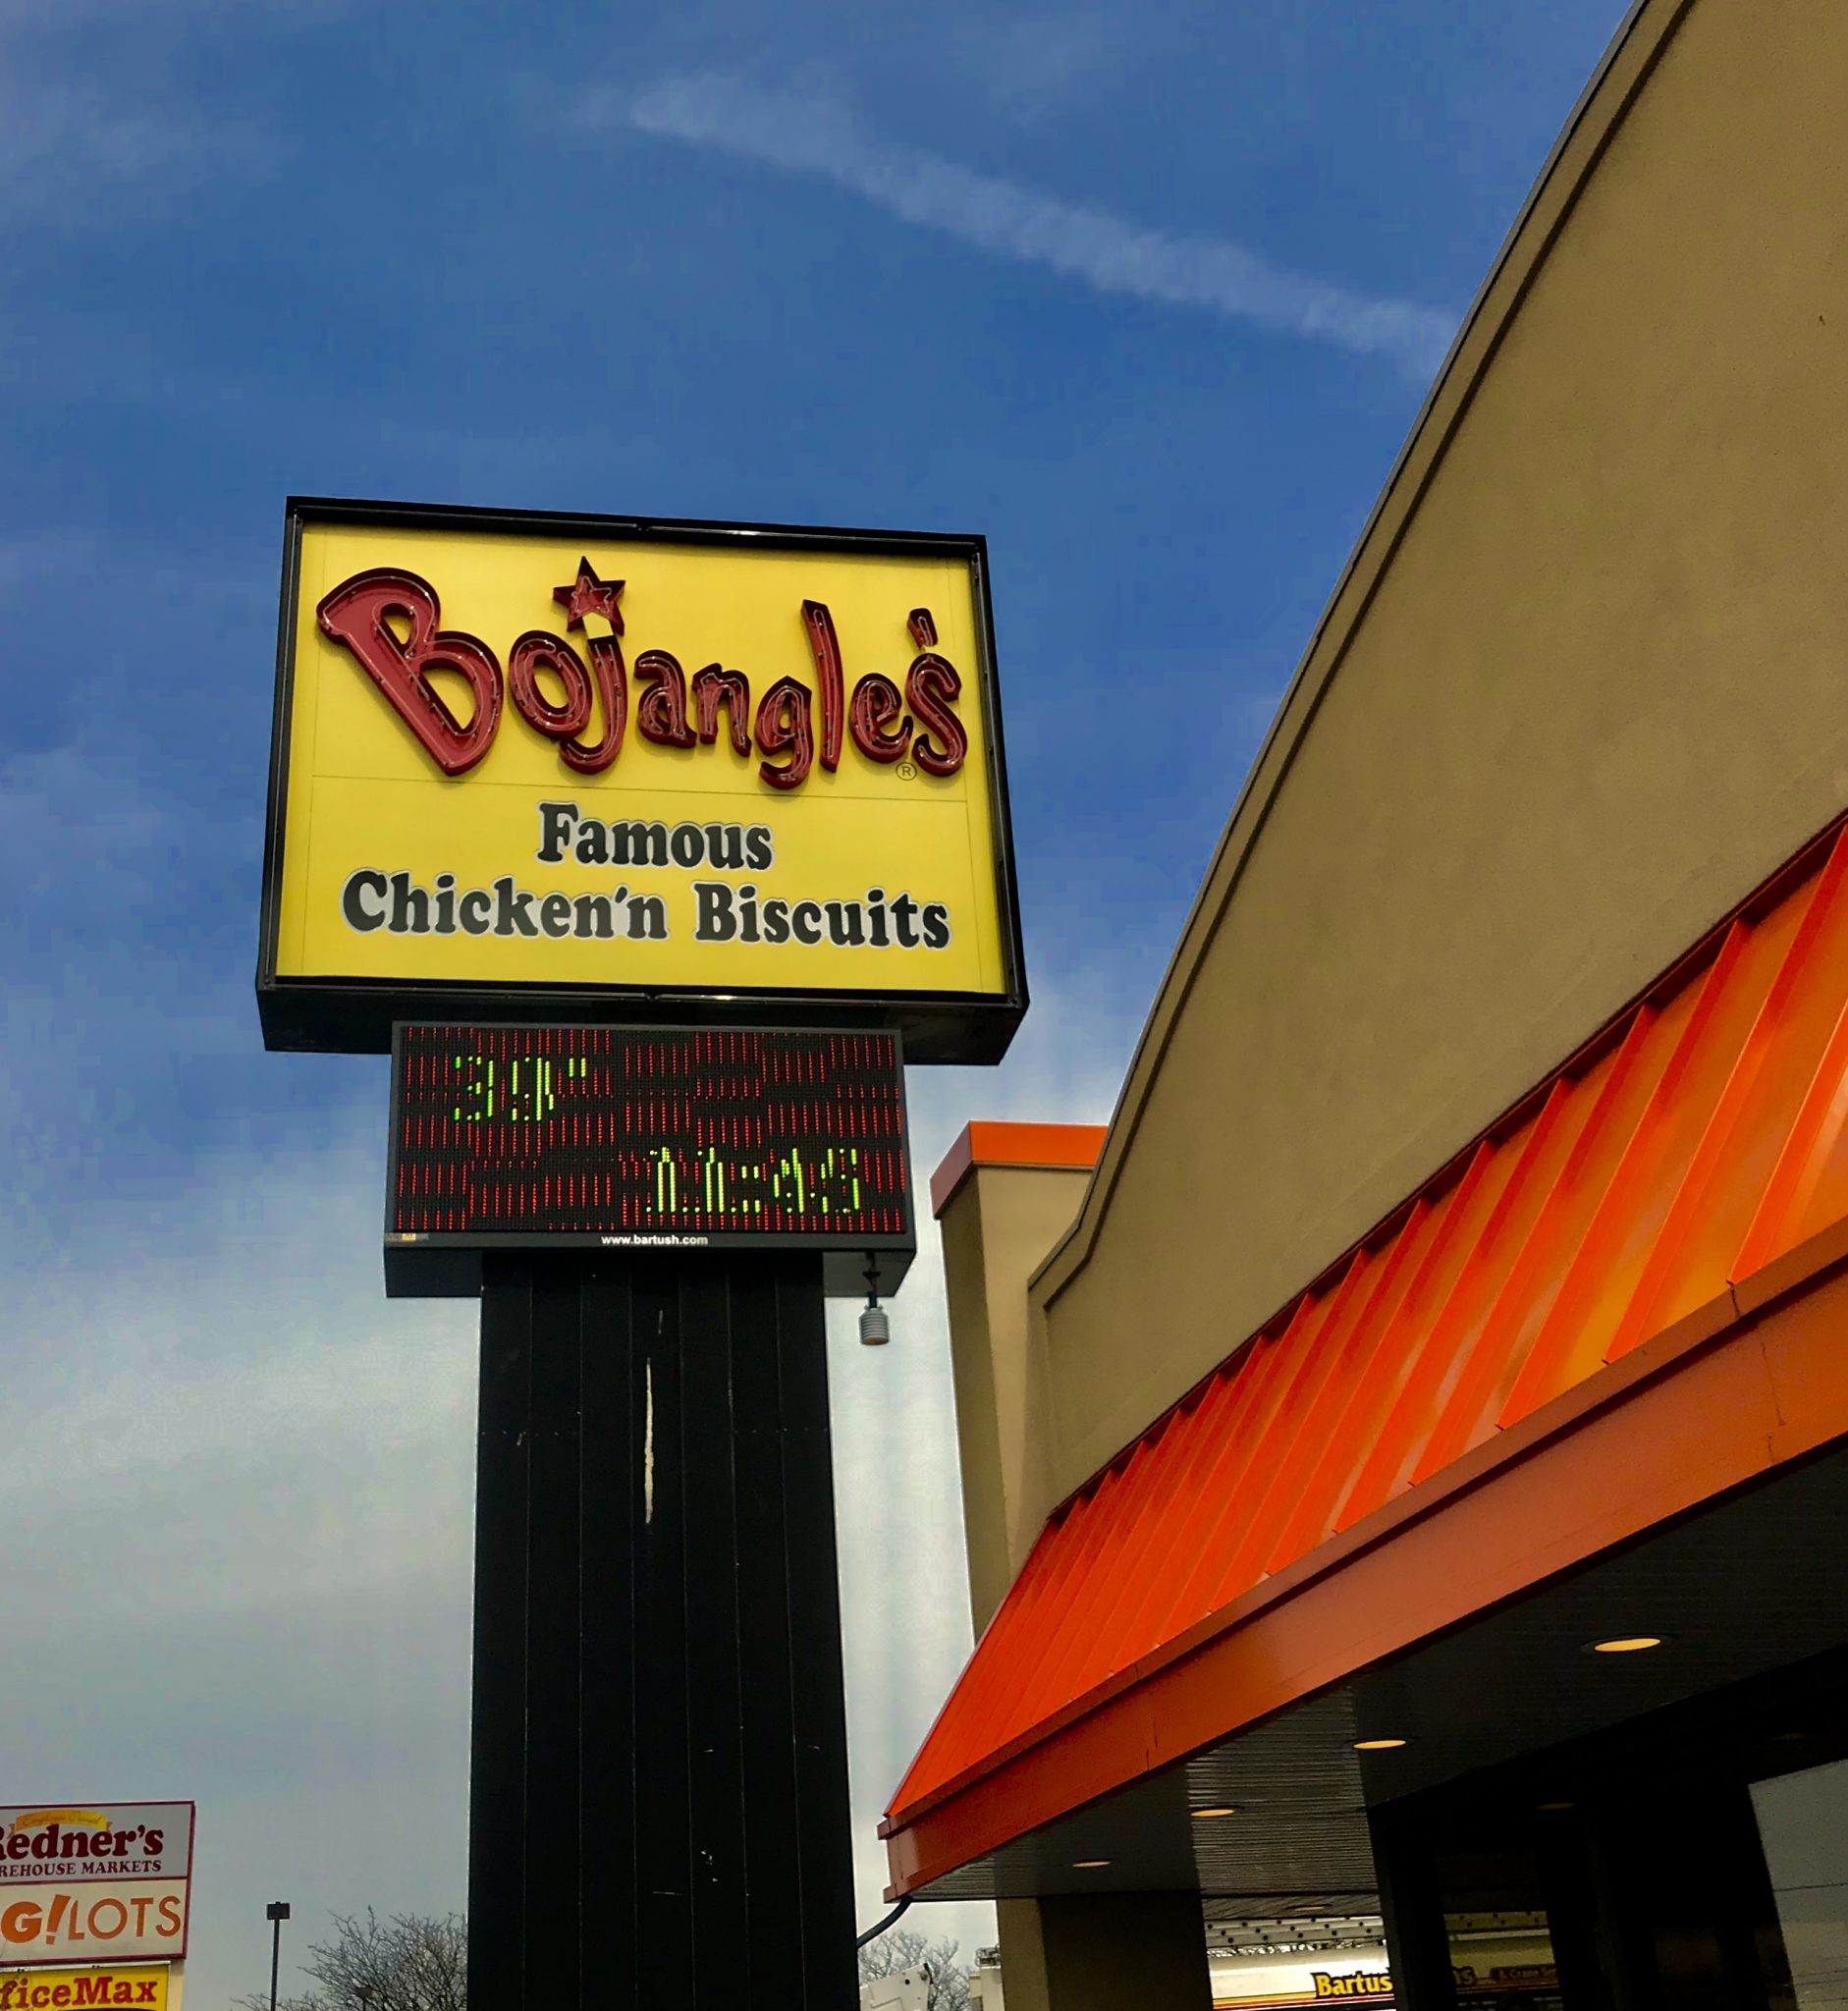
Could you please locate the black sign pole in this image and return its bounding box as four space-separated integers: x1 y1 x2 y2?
465 1249 858 2011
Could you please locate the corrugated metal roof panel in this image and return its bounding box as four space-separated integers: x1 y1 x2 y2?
891 820 1848 1822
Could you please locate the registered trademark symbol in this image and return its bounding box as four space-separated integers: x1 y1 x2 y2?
897 760 917 781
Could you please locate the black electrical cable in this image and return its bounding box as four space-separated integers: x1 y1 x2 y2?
855 1894 913 1949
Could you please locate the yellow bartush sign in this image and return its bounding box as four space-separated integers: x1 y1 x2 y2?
257 500 1026 1060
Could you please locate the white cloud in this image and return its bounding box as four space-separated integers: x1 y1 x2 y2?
0 0 343 36
953 10 1120 121
0 1116 476 2009
610 72 1456 378
0 735 260 1253
0 961 1139 1991
0 69 271 225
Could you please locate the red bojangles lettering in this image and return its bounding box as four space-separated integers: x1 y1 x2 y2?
900 607 968 778
798 600 846 774
314 562 969 789
632 650 695 751
316 571 503 778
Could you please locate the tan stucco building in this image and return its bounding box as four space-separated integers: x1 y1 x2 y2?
885 3 1848 2005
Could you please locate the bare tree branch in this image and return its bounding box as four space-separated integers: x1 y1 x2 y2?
857 1928 971 2011
234 1911 465 2011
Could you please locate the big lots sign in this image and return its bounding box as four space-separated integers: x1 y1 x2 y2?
258 499 1027 1060
0 1809 191 1969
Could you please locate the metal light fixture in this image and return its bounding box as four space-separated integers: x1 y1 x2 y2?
266 1902 292 2011
858 1256 891 1345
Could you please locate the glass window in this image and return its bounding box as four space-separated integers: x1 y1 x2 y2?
1445 1907 1562 2009
1752 1757 1848 2011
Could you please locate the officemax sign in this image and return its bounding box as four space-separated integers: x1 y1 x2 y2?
258 499 1026 1061
0 1969 171 2011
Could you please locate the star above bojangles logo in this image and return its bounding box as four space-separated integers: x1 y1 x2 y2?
553 557 625 632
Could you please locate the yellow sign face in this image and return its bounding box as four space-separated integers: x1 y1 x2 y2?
259 503 1025 1060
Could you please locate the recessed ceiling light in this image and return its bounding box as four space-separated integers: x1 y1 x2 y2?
1191 1806 1238 1820
1354 1737 1408 1751
1585 1635 1664 1655
1536 1800 1575 1813
1072 1859 1111 1870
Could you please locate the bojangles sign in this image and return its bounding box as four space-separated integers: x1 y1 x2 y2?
258 500 1025 1060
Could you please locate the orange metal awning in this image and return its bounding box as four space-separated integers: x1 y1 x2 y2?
886 818 1848 1891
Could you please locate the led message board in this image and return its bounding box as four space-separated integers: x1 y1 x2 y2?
258 497 1026 1062
385 1024 915 1298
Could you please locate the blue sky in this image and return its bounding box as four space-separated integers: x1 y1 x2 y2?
0 0 1625 1997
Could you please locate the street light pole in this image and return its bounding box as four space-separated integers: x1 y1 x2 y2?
266 1902 292 2011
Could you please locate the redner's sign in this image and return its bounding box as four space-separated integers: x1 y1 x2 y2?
0 1807 191 1968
